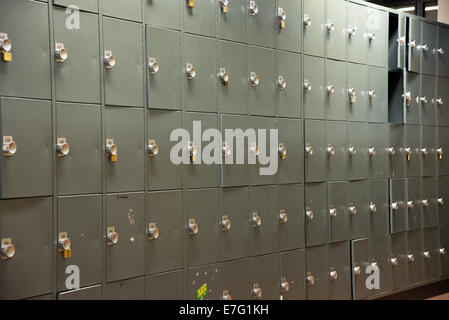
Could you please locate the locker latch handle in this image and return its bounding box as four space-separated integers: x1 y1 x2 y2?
278 143 287 160
326 22 334 33
58 232 71 254
419 44 429 52
348 204 357 216
2 136 17 157
305 144 313 157
250 143 259 157
1 238 15 260
404 147 412 161
369 202 377 213
422 199 430 207
423 250 431 259
348 88 356 103
403 92 412 107
148 57 159 74
221 216 231 231
222 290 232 300
106 227 119 246
187 141 197 163
421 147 429 157
390 257 399 266
252 212 262 227
250 72 259 87
219 68 229 85
397 36 406 46
279 210 288 224
278 8 286 29
368 146 376 157
219 0 229 14
437 197 444 206
370 261 379 269
222 142 231 158
303 15 312 28
148 223 160 240
367 32 376 42
249 1 259 16
407 253 415 263
281 277 290 292
407 200 414 209
368 89 376 100
329 269 338 281
440 248 447 256
391 201 399 211
348 26 357 38
57 138 70 157
148 140 159 157
186 63 196 80
188 219 199 235
0 33 12 62
353 265 361 275
278 76 287 90
420 96 428 104
348 145 357 157
106 139 118 162
55 43 68 63
387 147 396 156
437 147 444 160
409 40 417 48
252 284 262 299
437 48 445 55
327 144 335 157
327 83 335 95
104 51 116 69
329 207 337 218
306 273 315 286
305 208 314 221
303 79 312 92
436 97 444 105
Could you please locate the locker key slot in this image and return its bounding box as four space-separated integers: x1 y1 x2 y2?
279 210 288 224
1 238 15 260
329 269 338 281
252 212 262 227
303 15 312 28
440 248 446 256
148 57 159 74
252 284 262 299
303 79 312 92
222 142 231 158
2 136 17 157
55 43 68 63
368 146 376 157
222 290 232 301
326 21 335 33
327 83 335 95
106 139 118 162
187 0 195 8
387 147 396 156
305 144 313 157
148 223 160 240
348 88 357 103
58 232 71 259
278 8 286 29
186 63 196 79
0 33 12 62
221 216 231 231
148 140 159 157
306 272 315 286
56 138 70 157
436 97 444 105
437 147 444 160
353 265 361 275
437 197 444 206
280 277 289 293
421 147 428 157
250 72 259 87
407 253 415 263
422 199 430 207
219 0 229 14
369 202 377 213
106 227 119 246
305 208 314 221
219 68 229 85
367 32 376 42
277 76 287 90
187 141 197 163
348 204 357 216
104 50 116 69
403 92 412 107
329 207 337 218
188 219 199 235
249 1 258 16
368 89 376 100
423 250 431 259
278 143 287 159
390 257 399 267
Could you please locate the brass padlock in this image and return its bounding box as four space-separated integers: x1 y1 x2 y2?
187 0 195 8
3 51 12 62
63 249 72 258
223 5 228 13
110 154 118 162
280 20 286 29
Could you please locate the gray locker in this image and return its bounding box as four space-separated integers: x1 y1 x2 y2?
221 187 250 261
306 245 329 300
303 0 325 57
184 0 216 37
348 180 369 240
56 103 102 195
369 179 389 236
422 177 438 228
53 0 98 13
407 230 423 285
184 34 217 112
219 0 246 43
406 178 422 231
188 264 220 300
58 285 102 300
277 51 302 119
348 122 368 181
105 107 144 193
188 189 219 266
148 110 183 191
0 197 52 300
249 46 276 116
328 181 348 243
351 238 369 300
325 59 347 121
53 8 100 104
304 55 325 120
369 235 391 295
437 77 449 126
329 242 351 300
440 227 449 278
103 17 144 108
404 124 421 177
221 258 251 300
57 195 102 291
219 41 248 115
390 178 407 234
347 3 367 64
408 17 421 73
144 0 180 30
305 183 328 247
405 72 420 125
247 0 276 48
438 176 449 226
421 21 437 76
147 270 184 300
251 185 278 256
105 193 145 282
0 98 52 199
397 15 407 70
367 8 388 68
105 277 145 300
423 227 440 281
278 118 303 184
348 63 368 122
421 75 436 126
277 0 302 53
368 123 387 179
251 254 279 300
326 0 347 62
438 126 449 176
368 66 388 123
388 124 405 178
147 27 181 110
390 233 408 290
102 0 141 22
438 26 449 78
305 120 327 182
421 126 436 177
148 191 183 274
327 121 347 181
280 249 306 300
0 0 51 99
279 184 304 251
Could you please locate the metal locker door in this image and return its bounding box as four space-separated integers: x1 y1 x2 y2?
390 178 407 234
440 226 449 277
0 0 51 99
219 41 248 115
304 55 325 120
325 59 347 121
188 264 220 300
366 8 388 68
390 232 408 290
421 75 436 126
148 110 183 191
348 63 369 122
388 124 405 178
184 34 217 113
369 235 391 295
105 277 145 300
58 285 102 300
57 195 102 292
247 0 276 49
405 72 420 125
369 179 389 236
188 189 219 267
147 26 181 110
56 103 102 195
348 122 368 181
437 77 449 127
368 66 388 123
251 185 279 256
421 22 437 76
326 0 347 62
102 0 142 22
408 17 421 73
53 8 100 104
423 227 440 281
184 0 216 37
144 0 180 30
248 116 277 186
252 253 280 300
278 118 303 184
277 0 302 53
0 197 52 300
327 121 347 182
398 15 407 70
407 230 423 285
305 120 327 183
219 0 247 43
147 270 184 300
305 183 328 247
347 2 367 64
437 26 449 78
279 184 304 251
249 46 276 116
351 238 369 300
103 17 144 108
406 178 422 231
329 241 351 300
306 244 329 300
438 126 449 176
148 191 183 274
348 181 369 240
53 0 99 13
221 115 249 187
303 0 325 57
221 258 251 300
328 182 348 244
368 123 387 179
404 124 421 177
0 98 52 199
277 51 302 119
422 126 436 177
221 187 250 261
105 193 145 282
438 176 449 226
422 177 438 228
280 249 306 300
104 107 145 193
186 113 219 188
